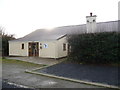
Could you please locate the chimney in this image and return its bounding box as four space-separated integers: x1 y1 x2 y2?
90 12 92 16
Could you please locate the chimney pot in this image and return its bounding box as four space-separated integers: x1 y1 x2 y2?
90 12 92 16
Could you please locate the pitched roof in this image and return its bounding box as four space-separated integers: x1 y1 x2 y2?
10 20 119 42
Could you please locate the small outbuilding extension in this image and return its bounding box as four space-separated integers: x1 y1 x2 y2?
9 34 69 59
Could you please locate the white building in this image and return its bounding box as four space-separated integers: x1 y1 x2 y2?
9 34 68 59
9 13 119 58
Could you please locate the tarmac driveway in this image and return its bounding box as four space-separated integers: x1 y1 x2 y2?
36 62 119 87
2 58 101 88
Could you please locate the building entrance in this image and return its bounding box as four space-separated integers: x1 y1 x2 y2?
28 42 39 56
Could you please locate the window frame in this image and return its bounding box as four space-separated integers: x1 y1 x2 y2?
21 43 24 49
93 19 95 22
63 43 66 51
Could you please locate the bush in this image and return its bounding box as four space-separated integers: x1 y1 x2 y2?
2 32 15 56
67 32 119 64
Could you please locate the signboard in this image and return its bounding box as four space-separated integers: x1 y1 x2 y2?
43 44 48 48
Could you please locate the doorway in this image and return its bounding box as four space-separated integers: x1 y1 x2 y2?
28 42 39 56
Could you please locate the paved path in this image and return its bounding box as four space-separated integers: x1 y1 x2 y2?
6 57 61 65
2 58 101 88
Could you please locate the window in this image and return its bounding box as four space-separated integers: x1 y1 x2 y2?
63 43 66 51
40 46 42 49
93 19 95 22
87 20 89 22
22 43 24 49
40 43 42 49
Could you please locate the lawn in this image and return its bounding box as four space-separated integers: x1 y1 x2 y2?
0 57 1 61
2 58 46 68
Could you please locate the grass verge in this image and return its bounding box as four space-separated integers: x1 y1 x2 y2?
2 58 47 68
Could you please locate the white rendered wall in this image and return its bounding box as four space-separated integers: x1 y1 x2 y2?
39 41 57 58
39 36 68 59
9 41 28 56
57 36 68 58
9 37 68 58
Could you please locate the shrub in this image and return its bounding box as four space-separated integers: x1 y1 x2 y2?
67 32 119 64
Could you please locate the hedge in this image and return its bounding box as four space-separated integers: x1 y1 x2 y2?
67 32 119 64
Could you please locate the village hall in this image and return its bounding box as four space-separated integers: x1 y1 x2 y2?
9 13 118 59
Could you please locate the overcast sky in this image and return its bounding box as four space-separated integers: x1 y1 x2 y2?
0 0 119 38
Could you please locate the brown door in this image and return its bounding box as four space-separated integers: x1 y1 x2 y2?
28 42 39 56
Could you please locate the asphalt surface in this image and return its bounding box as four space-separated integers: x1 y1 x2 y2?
2 81 24 88
36 62 120 86
3 58 101 88
2 81 34 90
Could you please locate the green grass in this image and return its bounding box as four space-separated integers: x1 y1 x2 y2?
0 58 1 61
2 58 47 67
